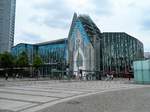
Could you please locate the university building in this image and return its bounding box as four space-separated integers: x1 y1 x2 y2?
11 13 144 77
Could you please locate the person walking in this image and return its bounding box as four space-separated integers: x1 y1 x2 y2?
13 73 16 79
80 69 83 80
5 72 8 80
110 74 114 80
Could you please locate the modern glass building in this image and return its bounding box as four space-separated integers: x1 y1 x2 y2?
102 32 144 76
11 39 68 75
0 0 16 53
11 13 144 77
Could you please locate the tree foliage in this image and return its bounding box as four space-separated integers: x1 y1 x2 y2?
0 52 14 68
16 51 29 67
33 55 43 68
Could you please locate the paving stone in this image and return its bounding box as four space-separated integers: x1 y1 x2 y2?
0 99 37 111
0 93 58 103
4 86 85 94
0 88 76 98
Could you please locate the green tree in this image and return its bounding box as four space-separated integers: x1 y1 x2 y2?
33 55 43 78
0 52 14 68
33 55 43 68
16 51 29 67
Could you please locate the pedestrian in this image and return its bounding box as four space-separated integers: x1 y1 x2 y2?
36 70 39 80
128 74 131 81
13 73 16 79
16 73 19 78
106 73 109 81
80 69 83 80
110 74 113 80
5 72 8 80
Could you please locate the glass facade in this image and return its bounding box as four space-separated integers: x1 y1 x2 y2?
11 39 68 66
36 39 68 65
11 43 34 64
102 32 144 76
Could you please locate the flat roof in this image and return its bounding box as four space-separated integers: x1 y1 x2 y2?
35 38 67 46
12 38 67 48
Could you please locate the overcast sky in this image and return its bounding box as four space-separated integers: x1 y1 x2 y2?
15 0 150 51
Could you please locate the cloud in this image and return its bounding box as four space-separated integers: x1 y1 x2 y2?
29 0 73 29
90 0 113 15
141 19 150 31
34 0 71 12
19 32 42 44
43 18 69 29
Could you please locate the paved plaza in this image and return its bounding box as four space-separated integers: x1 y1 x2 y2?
0 79 149 112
